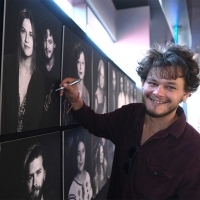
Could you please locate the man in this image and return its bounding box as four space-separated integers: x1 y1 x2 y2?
23 144 46 200
40 22 60 128
60 43 200 199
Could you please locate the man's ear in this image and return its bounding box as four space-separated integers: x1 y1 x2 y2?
182 91 191 102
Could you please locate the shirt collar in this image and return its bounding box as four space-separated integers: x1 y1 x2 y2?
167 106 186 138
134 104 186 139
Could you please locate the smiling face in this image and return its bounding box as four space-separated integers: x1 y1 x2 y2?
77 52 85 80
142 67 190 118
77 141 85 173
27 156 46 200
43 29 56 60
20 18 34 57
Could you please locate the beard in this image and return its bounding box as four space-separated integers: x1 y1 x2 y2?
142 96 179 118
29 185 43 200
45 51 53 61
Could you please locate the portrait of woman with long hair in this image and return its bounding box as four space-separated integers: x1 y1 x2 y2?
93 143 108 198
94 59 106 114
2 8 45 134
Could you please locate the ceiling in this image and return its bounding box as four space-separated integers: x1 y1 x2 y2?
112 0 149 10
73 0 199 48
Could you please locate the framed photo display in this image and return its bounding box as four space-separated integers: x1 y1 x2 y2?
117 71 126 108
1 0 62 134
64 127 92 200
91 134 109 199
92 50 108 114
0 131 62 200
108 62 118 112
61 26 92 126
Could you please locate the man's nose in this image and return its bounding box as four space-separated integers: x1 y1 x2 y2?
153 85 165 96
33 175 37 187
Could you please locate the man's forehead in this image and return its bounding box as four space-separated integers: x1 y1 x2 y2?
45 29 53 39
148 66 183 80
28 156 43 171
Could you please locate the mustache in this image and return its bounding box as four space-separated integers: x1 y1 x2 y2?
31 185 41 195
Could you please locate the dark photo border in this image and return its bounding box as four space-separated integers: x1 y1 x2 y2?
108 62 118 112
0 131 62 200
64 127 92 200
92 50 108 114
61 26 92 126
1 0 62 135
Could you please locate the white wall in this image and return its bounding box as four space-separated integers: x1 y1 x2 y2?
85 0 117 41
84 1 150 102
114 6 150 102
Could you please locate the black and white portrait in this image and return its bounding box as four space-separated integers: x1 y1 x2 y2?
124 77 130 105
64 127 92 200
133 83 137 103
0 132 62 200
91 135 109 199
92 51 107 114
1 0 62 134
62 26 92 126
106 139 115 179
37 5 62 128
129 82 137 103
117 72 125 108
108 62 117 112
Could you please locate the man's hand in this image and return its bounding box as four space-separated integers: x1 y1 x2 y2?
59 77 83 110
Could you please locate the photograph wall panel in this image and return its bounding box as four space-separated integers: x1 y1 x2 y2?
0 131 62 199
117 71 126 108
91 135 110 199
125 76 137 104
1 0 62 134
130 80 137 103
92 50 108 114
108 62 118 112
61 26 92 126
64 127 92 200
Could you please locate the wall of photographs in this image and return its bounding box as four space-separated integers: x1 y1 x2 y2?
0 0 137 199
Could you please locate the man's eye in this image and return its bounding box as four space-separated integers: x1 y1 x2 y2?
148 82 156 86
28 176 32 182
167 86 176 90
36 170 41 175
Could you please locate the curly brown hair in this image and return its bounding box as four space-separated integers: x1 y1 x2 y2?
136 42 200 93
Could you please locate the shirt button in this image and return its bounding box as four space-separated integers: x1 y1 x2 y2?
154 171 159 176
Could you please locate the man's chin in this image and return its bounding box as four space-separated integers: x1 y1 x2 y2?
145 106 177 118
45 54 52 60
30 190 42 200
146 110 165 118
